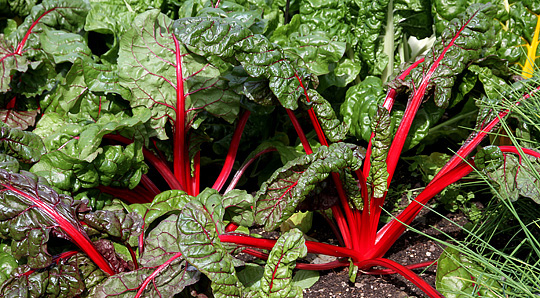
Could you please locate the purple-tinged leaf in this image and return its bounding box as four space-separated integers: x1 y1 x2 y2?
80 210 144 247
367 106 391 199
255 143 363 231
0 169 115 274
0 252 108 297
90 253 200 298
0 109 38 130
302 90 348 142
479 148 540 203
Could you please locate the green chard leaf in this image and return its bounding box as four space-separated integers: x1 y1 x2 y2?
436 247 501 298
257 229 307 298
255 143 363 231
89 256 200 298
270 14 346 76
175 189 244 297
368 106 391 199
173 15 306 110
403 3 498 108
0 253 107 297
0 0 90 93
340 76 386 142
222 189 255 227
0 125 45 163
31 142 148 192
477 147 540 203
303 89 348 142
119 10 240 140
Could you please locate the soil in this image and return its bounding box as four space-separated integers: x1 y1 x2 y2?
302 207 469 298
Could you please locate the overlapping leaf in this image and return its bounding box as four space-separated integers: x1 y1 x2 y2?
0 0 89 93
90 255 199 298
173 15 305 110
119 10 240 140
31 142 147 192
80 209 144 247
257 229 307 298
175 190 243 297
255 143 363 231
436 247 501 297
368 106 391 199
479 148 540 203
0 124 45 163
303 89 347 142
406 3 497 108
0 170 90 269
0 252 108 297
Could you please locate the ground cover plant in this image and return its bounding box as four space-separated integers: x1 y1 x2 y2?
1 0 540 297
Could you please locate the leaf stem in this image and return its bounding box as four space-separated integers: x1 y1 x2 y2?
172 34 190 194
212 110 251 192
355 258 443 298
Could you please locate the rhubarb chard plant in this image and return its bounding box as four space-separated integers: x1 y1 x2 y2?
1 0 540 297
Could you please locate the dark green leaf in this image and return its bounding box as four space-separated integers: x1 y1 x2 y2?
255 143 363 231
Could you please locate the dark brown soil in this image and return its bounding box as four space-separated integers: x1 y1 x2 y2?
302 208 469 298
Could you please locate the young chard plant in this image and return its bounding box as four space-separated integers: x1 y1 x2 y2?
1 1 540 297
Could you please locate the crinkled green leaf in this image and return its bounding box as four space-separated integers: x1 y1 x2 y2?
482 150 540 203
255 143 363 231
303 89 347 142
407 3 497 108
0 0 38 16
39 112 150 162
119 10 240 140
436 247 501 297
271 14 346 76
80 209 143 247
368 106 391 199
0 251 18 285
43 58 130 116
31 142 147 192
468 65 508 100
90 255 200 298
127 189 193 229
173 16 305 110
40 28 91 63
0 154 20 173
176 198 243 297
222 189 255 227
340 76 386 142
474 145 504 173
1 0 89 93
0 125 46 163
258 229 306 297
